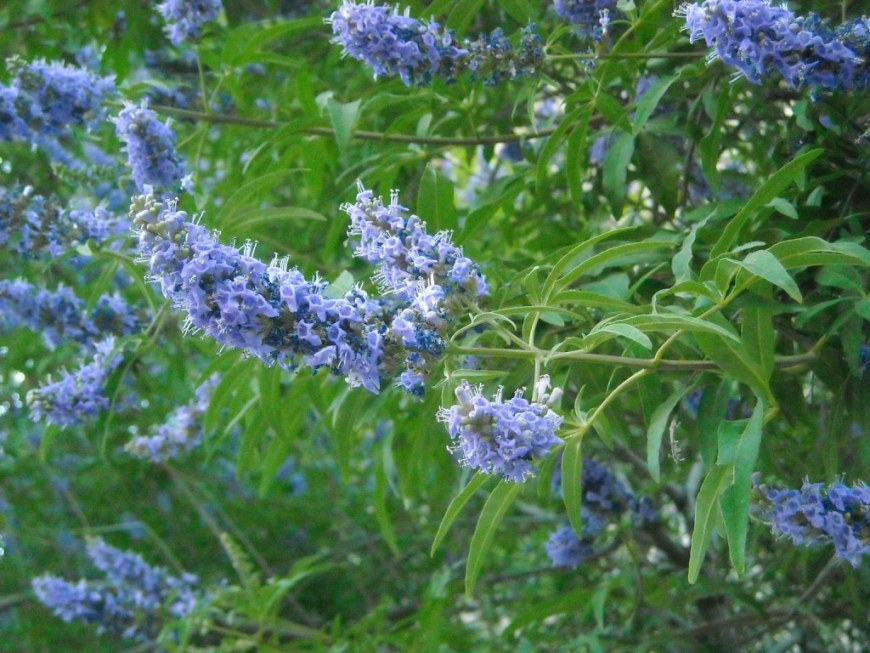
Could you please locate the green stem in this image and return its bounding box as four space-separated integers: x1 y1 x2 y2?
147 104 555 146
548 51 706 61
447 346 817 372
584 369 649 429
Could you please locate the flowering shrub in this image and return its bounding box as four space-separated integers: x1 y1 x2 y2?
1 0 868 650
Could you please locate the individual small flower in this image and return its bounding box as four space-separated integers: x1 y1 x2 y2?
677 0 868 91
33 537 199 642
126 374 219 462
438 378 564 482
114 102 186 191
155 0 223 46
0 279 139 350
328 0 467 86
754 478 870 567
553 0 619 37
27 338 123 428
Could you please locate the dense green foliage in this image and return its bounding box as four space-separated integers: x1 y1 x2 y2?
0 0 868 651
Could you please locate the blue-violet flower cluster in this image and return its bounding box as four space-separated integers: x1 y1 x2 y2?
126 374 219 462
343 184 487 393
0 186 128 258
115 102 187 191
0 57 115 139
328 1 544 86
754 478 870 567
26 338 123 428
438 377 563 483
0 279 139 350
547 459 657 568
132 190 466 395
553 0 619 38
32 537 198 642
0 58 115 165
678 0 869 91
155 0 223 46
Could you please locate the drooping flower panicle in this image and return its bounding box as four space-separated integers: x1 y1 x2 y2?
438 378 564 483
328 1 543 86
114 102 187 191
0 279 139 350
155 0 223 46
754 479 870 567
126 374 219 462
547 459 657 568
328 0 467 86
26 338 123 428
33 537 198 642
343 184 487 302
133 193 390 394
0 57 115 140
133 184 485 396
678 0 869 91
0 186 128 258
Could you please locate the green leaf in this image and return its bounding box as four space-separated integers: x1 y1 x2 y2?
537 108 584 191
768 237 870 269
447 0 486 31
632 74 678 133
561 437 584 536
671 216 710 283
555 240 672 291
693 328 773 404
766 197 798 219
543 226 639 299
215 170 303 226
227 206 327 232
374 446 400 556
617 314 741 343
602 132 635 215
465 480 523 597
431 472 492 556
710 149 824 257
417 165 457 232
688 464 733 584
323 270 355 299
566 117 589 205
719 400 764 577
741 293 775 380
591 323 652 350
732 250 802 303
330 388 369 480
646 384 697 482
496 0 537 23
326 97 361 153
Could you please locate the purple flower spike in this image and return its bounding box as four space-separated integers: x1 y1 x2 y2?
438 377 564 482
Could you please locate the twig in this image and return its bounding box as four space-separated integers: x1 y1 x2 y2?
148 105 556 146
